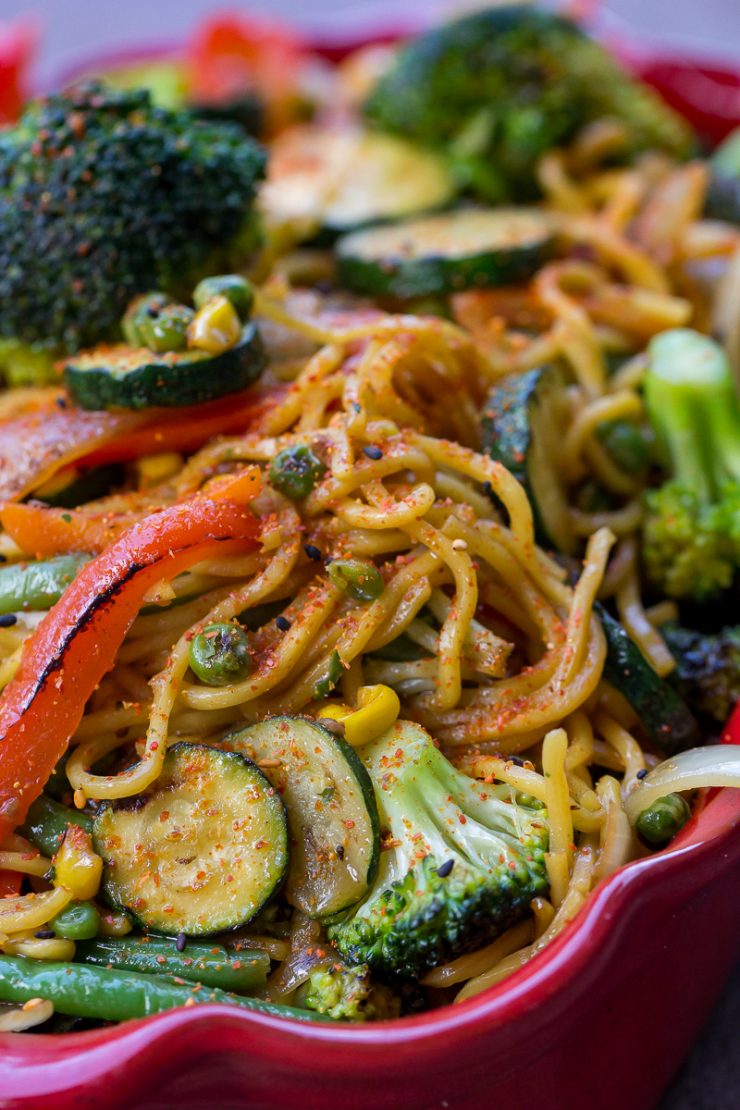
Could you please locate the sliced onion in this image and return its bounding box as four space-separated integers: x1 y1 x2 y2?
624 745 740 824
0 998 54 1032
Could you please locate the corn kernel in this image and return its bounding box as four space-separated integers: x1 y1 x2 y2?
187 295 242 354
53 826 103 901
318 685 400 747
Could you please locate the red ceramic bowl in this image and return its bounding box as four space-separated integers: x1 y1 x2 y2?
2 30 740 1110
1 710 738 1110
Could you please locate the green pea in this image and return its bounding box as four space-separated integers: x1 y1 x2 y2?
189 622 252 686
636 793 691 846
193 274 254 321
327 559 384 603
269 445 326 500
51 901 101 940
121 292 172 346
138 303 194 353
597 420 649 477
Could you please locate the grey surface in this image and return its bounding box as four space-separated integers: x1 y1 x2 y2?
0 2 738 1107
657 960 740 1110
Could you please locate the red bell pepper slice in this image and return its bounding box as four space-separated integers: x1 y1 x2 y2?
0 17 37 124
0 386 280 504
188 13 305 133
0 496 261 843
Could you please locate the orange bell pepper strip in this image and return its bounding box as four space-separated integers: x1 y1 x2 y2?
0 502 142 559
0 494 261 844
1 467 264 558
0 386 281 503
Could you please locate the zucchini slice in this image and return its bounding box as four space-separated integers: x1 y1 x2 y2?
64 323 266 411
222 717 380 919
597 605 700 754
481 366 575 553
336 208 553 298
93 743 288 936
263 125 455 236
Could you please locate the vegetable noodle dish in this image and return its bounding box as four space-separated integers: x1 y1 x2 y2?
0 5 739 1033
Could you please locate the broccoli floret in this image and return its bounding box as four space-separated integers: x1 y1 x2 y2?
364 6 693 203
294 960 402 1022
663 622 740 726
642 329 740 600
327 721 548 979
0 82 266 359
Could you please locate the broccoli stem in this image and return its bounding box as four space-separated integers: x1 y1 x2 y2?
645 329 740 500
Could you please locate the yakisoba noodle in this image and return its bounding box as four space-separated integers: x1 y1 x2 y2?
0 70 739 1029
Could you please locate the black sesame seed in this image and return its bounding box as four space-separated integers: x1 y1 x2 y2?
335 845 345 860
363 445 383 461
0 554 6 563
175 932 187 953
509 755 525 767
275 615 291 632
304 543 322 562
35 930 55 939
636 769 648 780
55 396 67 409
436 860 455 878
0 614 18 628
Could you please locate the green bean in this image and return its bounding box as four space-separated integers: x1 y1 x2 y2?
636 793 691 846
138 304 194 353
0 955 330 1023
121 292 172 346
269 445 326 500
188 621 252 686
327 558 384 602
22 795 92 858
75 936 270 993
193 274 254 321
52 902 101 940
0 554 89 616
312 650 344 700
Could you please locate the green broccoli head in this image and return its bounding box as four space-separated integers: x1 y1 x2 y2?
364 6 693 203
663 622 740 726
295 960 402 1022
0 82 266 356
642 329 740 601
328 721 548 979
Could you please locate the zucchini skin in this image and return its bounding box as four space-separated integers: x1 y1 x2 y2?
336 209 552 299
94 743 289 936
64 323 266 411
598 605 701 754
338 236 547 300
481 366 574 553
224 717 380 919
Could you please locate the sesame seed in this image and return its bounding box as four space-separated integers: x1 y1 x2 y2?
176 932 187 952
275 615 291 632
436 860 455 878
451 538 468 551
304 543 322 561
0 614 18 628
636 769 648 779
363 445 383 460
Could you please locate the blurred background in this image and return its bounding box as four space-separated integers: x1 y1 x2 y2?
1 1 738 90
